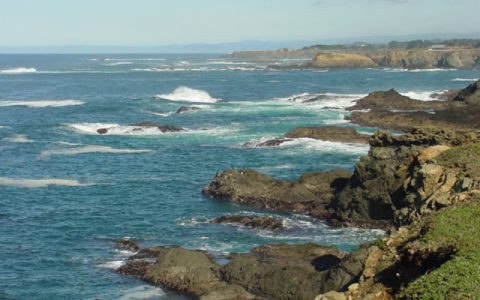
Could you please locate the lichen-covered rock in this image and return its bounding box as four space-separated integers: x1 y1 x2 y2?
284 126 370 144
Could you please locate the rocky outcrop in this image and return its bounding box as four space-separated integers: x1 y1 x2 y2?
284 126 370 144
245 126 370 147
118 243 369 300
211 215 283 230
349 81 480 132
333 128 480 227
347 89 447 111
202 168 351 219
115 239 140 252
311 53 377 69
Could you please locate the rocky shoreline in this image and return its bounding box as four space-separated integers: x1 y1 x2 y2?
115 80 480 299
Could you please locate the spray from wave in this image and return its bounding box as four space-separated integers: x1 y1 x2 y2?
156 86 220 103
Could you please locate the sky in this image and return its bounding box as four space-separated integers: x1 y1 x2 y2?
0 0 479 48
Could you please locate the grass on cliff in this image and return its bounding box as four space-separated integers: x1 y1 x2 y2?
437 143 480 179
398 199 480 300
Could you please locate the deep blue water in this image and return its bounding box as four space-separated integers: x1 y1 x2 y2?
0 54 479 299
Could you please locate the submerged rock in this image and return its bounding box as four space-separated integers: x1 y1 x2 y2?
96 122 185 134
211 215 283 230
202 168 351 219
176 106 202 114
115 239 140 252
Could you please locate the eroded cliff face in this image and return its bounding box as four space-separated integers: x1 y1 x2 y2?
309 50 480 69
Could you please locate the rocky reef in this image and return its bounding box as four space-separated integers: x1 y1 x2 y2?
211 215 284 230
349 80 480 132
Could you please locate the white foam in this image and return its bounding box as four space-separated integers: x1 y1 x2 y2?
156 86 220 103
40 145 152 158
106 62 133 66
0 126 9 129
0 67 37 74
401 91 442 101
104 58 166 61
452 78 479 82
276 92 366 109
118 286 166 300
99 260 126 270
2 134 34 143
68 123 185 136
0 177 93 188
279 138 370 155
0 100 84 108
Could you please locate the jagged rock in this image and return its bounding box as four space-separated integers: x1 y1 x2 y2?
347 89 447 111
211 215 283 230
416 145 451 162
244 138 293 147
202 168 351 219
284 126 370 144
129 122 185 132
453 80 480 105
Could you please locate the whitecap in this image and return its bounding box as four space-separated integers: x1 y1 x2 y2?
104 58 166 61
0 125 9 129
452 78 479 82
278 138 370 155
0 100 84 108
106 62 133 66
156 86 220 103
2 134 34 143
40 145 152 158
118 286 166 300
276 92 366 109
0 177 93 188
0 67 37 74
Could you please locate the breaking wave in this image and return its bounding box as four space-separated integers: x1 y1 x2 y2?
156 86 220 103
0 177 93 188
276 92 366 109
0 100 85 108
278 138 370 155
0 67 37 74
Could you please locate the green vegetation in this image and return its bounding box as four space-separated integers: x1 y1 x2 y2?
398 200 480 300
437 143 480 179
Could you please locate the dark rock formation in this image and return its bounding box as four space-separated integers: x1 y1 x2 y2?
347 89 447 111
284 126 370 144
176 106 202 114
96 122 185 134
202 168 351 219
211 215 283 230
118 243 368 300
116 239 140 252
244 126 370 148
452 79 480 105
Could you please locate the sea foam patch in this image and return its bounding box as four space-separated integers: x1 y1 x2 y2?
0 177 93 188
118 286 166 300
67 123 183 136
276 92 366 109
40 145 153 158
156 86 220 103
0 100 84 108
2 134 34 143
279 138 370 155
0 67 37 74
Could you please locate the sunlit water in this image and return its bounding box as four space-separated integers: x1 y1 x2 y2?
1 54 478 299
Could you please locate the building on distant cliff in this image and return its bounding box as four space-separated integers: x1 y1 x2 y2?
428 44 447 51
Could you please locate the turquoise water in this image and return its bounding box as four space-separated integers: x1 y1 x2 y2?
1 54 479 299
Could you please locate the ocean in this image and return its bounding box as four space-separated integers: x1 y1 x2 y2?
0 54 479 299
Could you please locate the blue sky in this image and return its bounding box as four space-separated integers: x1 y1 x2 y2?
0 0 478 47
